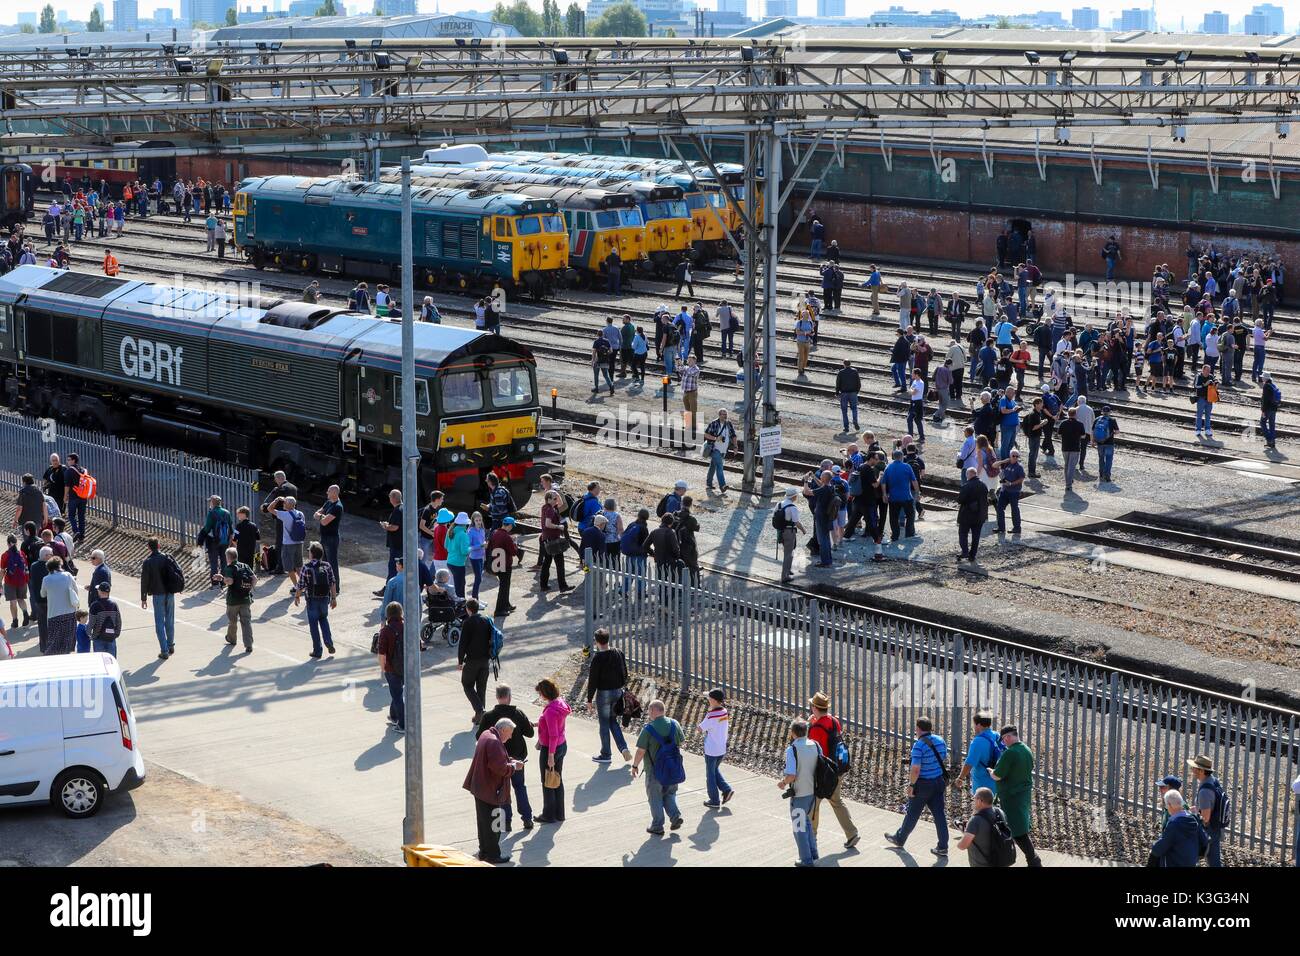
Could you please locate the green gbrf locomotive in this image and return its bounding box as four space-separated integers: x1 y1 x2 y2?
0 265 547 508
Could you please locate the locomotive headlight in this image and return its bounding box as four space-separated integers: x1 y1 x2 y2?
450 451 460 462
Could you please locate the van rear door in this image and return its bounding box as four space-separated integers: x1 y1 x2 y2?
0 681 64 806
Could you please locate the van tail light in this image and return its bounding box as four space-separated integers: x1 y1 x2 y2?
118 706 133 751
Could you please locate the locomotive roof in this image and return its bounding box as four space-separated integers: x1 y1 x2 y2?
237 175 558 216
0 266 535 375
395 170 636 211
489 164 686 202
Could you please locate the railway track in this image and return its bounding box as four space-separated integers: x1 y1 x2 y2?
48 226 1297 473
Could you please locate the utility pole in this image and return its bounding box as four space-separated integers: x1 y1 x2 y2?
740 132 759 493
760 128 782 497
399 157 425 848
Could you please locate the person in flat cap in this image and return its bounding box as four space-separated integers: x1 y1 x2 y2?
88 579 121 658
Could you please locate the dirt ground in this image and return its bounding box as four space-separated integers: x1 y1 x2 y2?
0 762 388 867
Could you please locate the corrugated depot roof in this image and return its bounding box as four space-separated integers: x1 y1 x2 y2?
761 26 1300 163
210 14 519 42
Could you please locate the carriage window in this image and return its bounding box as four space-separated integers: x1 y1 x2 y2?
392 377 431 416
439 371 483 414
489 366 533 409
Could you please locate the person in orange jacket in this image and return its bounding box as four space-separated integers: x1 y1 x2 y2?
103 249 119 276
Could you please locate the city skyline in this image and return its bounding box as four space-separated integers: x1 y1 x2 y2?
4 0 1300 31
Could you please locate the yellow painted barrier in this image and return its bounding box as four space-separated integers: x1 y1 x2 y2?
402 844 492 867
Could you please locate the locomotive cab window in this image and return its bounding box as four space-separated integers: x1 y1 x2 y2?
0 303 9 334
489 366 533 410
494 217 512 238
515 216 541 236
392 377 431 416
440 371 483 414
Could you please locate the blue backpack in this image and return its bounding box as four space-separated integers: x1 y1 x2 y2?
1092 416 1113 443
977 729 1006 769
490 621 504 659
619 522 646 557
645 722 686 787
288 510 307 543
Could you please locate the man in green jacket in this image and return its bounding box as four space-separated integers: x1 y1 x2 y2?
201 496 234 588
991 725 1042 867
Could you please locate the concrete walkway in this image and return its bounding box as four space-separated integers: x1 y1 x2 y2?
3 559 1108 867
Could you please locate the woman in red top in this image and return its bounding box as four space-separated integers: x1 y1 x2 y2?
430 507 452 576
534 678 571 823
538 491 572 593
1009 342 1031 397
2 534 32 629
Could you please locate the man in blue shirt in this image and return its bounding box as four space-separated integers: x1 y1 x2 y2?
957 714 1002 796
861 265 883 315
997 386 1021 460
994 449 1025 535
978 342 998 388
881 450 918 543
885 716 950 856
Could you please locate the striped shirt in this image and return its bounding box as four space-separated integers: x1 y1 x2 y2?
680 364 700 393
909 732 949 779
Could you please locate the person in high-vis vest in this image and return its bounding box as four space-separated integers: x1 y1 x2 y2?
103 250 119 277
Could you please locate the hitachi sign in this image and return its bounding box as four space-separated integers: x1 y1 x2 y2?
119 336 184 386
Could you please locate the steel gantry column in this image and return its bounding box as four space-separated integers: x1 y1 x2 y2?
760 128 782 498
740 133 760 493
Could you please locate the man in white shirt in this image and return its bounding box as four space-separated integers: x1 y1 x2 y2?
1072 396 1095 475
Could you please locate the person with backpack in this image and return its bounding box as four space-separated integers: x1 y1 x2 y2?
200 495 234 588
482 472 517 530
458 599 497 725
221 546 256 654
2 534 31 631
774 487 806 584
534 677 571 824
656 479 687 519
1091 404 1119 484
1188 754 1228 867
885 716 950 858
619 508 650 598
294 542 337 658
140 536 183 660
585 627 633 764
806 692 858 848
703 408 736 496
957 713 1004 797
957 787 1018 867
1260 371 1281 450
631 698 686 835
87 581 121 657
990 726 1042 866
64 452 91 543
271 495 307 597
779 718 822 866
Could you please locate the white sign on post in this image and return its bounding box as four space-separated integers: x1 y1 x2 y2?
758 425 782 458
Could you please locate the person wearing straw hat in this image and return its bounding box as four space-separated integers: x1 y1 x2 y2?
1187 754 1228 868
808 692 859 849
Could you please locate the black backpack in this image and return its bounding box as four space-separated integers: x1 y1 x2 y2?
233 563 255 592
980 806 1018 867
812 745 841 799
594 336 612 356
162 555 185 594
771 503 790 532
305 561 331 598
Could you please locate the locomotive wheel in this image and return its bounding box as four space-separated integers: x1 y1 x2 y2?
299 253 316 272
250 249 266 270
423 270 437 288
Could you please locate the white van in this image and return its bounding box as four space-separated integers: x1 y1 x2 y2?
0 653 145 817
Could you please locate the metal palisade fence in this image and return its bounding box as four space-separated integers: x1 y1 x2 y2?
583 553 1300 864
0 412 256 542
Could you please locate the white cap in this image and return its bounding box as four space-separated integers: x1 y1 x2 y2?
674 480 688 490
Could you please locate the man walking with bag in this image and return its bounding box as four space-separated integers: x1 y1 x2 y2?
808 692 859 849
885 716 950 857
631 699 686 836
585 627 632 764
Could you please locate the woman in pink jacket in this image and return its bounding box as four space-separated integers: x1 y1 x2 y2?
535 679 571 823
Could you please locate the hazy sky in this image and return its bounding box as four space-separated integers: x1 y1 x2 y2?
24 0 1300 33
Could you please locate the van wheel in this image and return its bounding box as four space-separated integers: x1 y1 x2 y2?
52 768 106 818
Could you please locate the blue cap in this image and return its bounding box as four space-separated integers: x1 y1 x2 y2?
502 517 516 526
1158 775 1183 791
